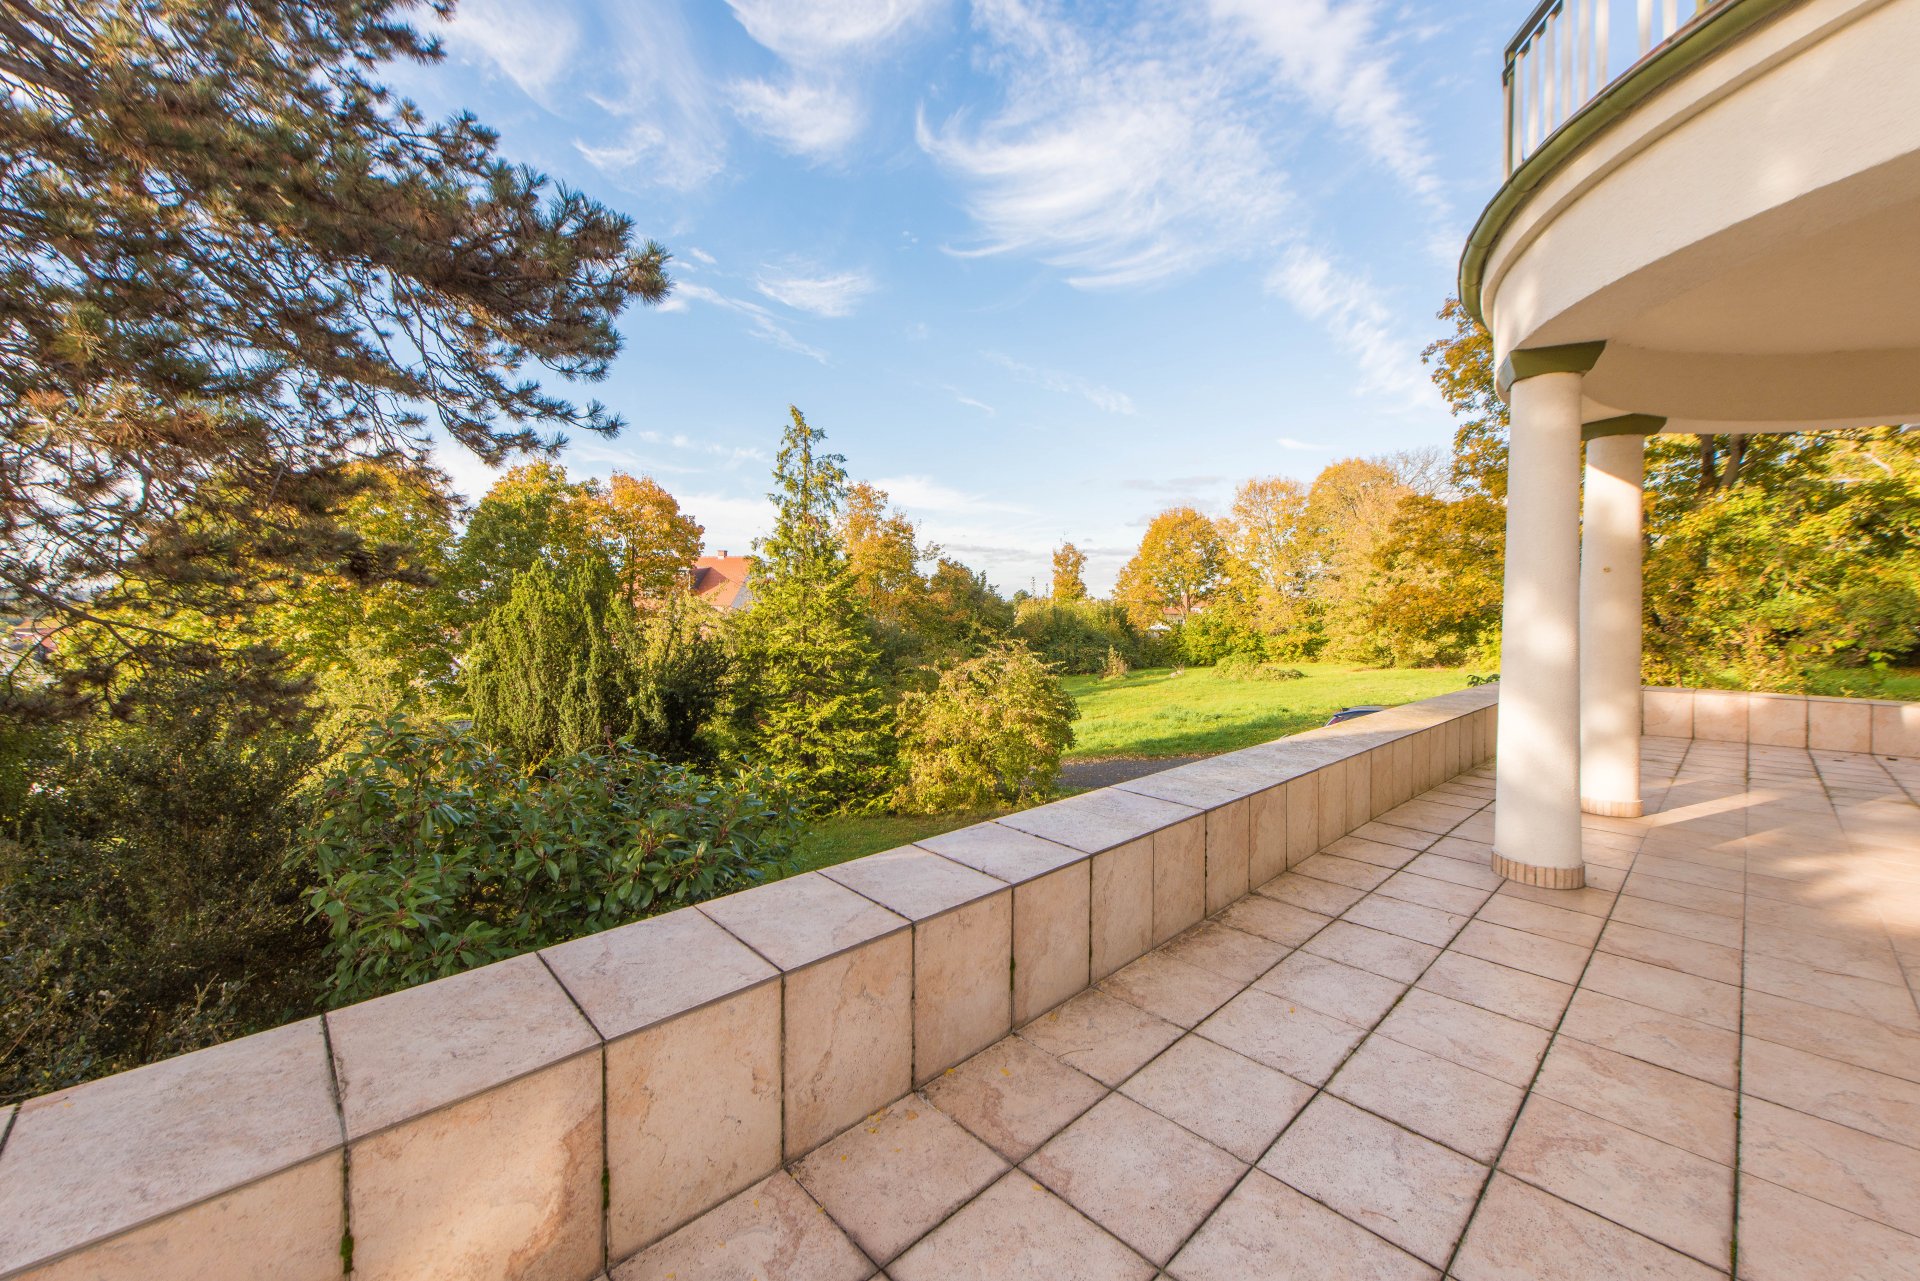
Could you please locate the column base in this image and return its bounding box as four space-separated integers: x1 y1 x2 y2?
1490 851 1587 890
1581 796 1644 818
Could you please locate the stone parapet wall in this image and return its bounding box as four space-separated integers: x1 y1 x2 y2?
0 686 1500 1281
1643 686 1920 756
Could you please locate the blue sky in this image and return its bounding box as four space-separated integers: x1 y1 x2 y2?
399 0 1520 593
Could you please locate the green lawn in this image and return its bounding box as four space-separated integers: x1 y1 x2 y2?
784 808 1009 877
1062 662 1484 759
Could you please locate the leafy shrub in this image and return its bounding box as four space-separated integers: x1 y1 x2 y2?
1101 646 1131 681
307 718 795 1003
1012 598 1150 675
1215 653 1305 682
896 642 1079 813
1 672 326 1104
1174 608 1268 666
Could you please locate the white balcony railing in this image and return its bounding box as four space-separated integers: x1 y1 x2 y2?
1504 0 1720 174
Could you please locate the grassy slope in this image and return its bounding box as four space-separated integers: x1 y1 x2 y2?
789 662 1480 874
785 808 1010 877
1062 662 1482 759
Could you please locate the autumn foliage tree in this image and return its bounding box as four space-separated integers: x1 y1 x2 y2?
1050 543 1089 600
1115 506 1225 627
1 0 670 707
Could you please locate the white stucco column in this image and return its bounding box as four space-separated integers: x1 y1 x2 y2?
1580 433 1646 818
1493 370 1585 889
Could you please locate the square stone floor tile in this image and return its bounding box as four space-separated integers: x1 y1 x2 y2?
1216 894 1331 947
1451 921 1590 985
1743 952 1920 1029
1559 989 1739 1088
1452 1172 1724 1281
1019 990 1182 1087
1294 853 1394 891
1118 1035 1313 1162
1581 952 1741 1031
1343 895 1468 949
1330 1034 1522 1163
1255 950 1407 1028
1377 871 1493 916
1404 852 1505 891
1745 923 1906 986
1157 921 1290 984
1474 895 1606 949
1380 798 1478 835
1257 873 1367 917
1499 1096 1732 1269
1303 921 1440 983
1168 1169 1438 1281
1609 895 1743 949
1260 1094 1487 1267
1099 950 1244 1029
887 1170 1155 1281
791 1094 1007 1263
1428 835 1497 865
1531 1038 1736 1164
923 1036 1106 1162
1623 872 1744 918
1375 989 1550 1088
1026 1094 1246 1266
1324 835 1419 869
1198 988 1366 1085
1740 1096 1920 1236
612 1172 871 1281
1415 952 1574 1030
1352 821 1441 852
1598 921 1743 986
1735 1172 1920 1281
1494 879 1618 918
1740 1037 1920 1149
1743 990 1920 1084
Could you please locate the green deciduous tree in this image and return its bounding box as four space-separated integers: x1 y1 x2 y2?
1 0 670 700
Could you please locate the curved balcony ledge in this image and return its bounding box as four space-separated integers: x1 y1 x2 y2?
1460 0 1800 330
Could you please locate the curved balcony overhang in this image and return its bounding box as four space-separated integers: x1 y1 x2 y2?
1461 0 1920 428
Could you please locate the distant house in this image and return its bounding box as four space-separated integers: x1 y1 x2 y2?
688 552 754 612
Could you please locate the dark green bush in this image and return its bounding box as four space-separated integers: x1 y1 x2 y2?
1012 598 1152 675
307 718 796 1004
0 675 326 1105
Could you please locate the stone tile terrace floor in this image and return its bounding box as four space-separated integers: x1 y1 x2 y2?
615 737 1920 1280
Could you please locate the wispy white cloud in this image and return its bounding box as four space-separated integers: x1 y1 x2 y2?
676 282 830 362
917 2 1289 289
686 247 719 267
872 475 1029 515
729 76 865 158
571 2 728 191
632 430 771 468
1276 436 1326 451
442 0 580 102
1209 0 1445 210
725 0 942 156
754 265 877 317
1267 245 1432 407
947 388 996 415
984 351 1136 416
726 0 943 60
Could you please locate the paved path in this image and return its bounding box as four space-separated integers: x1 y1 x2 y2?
1058 755 1208 791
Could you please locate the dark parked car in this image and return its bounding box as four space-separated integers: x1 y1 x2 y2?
1325 705 1386 726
